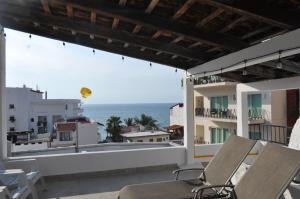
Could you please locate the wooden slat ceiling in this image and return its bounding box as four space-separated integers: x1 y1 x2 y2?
0 0 300 82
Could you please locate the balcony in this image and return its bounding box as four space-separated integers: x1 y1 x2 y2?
195 108 265 124
193 76 237 89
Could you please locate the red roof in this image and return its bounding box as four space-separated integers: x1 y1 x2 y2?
56 123 76 131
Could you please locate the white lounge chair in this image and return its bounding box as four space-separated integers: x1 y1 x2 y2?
0 169 32 199
0 158 46 199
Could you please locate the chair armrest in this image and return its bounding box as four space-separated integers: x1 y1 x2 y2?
0 186 12 198
5 159 39 173
0 169 29 188
192 184 234 199
172 168 204 180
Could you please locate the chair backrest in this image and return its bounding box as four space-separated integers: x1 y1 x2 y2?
204 135 256 185
234 143 300 199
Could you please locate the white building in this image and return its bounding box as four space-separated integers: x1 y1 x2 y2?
52 122 99 147
6 86 82 139
193 77 289 144
121 131 170 143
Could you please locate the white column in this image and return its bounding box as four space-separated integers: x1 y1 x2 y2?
183 75 194 164
0 25 7 158
236 84 249 138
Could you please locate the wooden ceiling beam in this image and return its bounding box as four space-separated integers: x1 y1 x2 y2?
90 10 96 24
132 0 160 34
196 7 224 27
220 16 247 33
0 16 190 69
66 3 73 18
0 5 209 62
240 26 271 40
40 0 51 14
198 0 299 29
152 0 196 39
51 0 247 50
112 0 127 29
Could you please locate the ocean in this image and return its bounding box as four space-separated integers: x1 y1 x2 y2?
82 103 176 141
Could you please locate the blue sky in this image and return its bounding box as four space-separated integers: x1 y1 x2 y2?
5 29 184 104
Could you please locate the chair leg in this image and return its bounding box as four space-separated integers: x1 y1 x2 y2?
29 182 39 199
40 177 47 191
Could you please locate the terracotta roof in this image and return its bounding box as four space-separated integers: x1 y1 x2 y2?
167 125 183 130
56 123 76 132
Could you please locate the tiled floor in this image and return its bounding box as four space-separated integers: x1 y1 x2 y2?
38 165 202 199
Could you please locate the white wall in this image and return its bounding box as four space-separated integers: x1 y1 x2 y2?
9 147 186 176
124 135 170 143
170 105 184 126
78 123 99 145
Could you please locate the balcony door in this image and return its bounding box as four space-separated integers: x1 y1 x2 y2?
210 96 228 111
211 128 230 144
248 94 262 118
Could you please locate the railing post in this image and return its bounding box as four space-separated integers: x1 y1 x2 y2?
0 25 7 159
183 75 194 165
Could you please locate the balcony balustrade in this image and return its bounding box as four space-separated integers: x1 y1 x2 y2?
195 107 264 121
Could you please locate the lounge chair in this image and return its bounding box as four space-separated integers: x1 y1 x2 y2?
0 158 47 199
118 135 256 199
193 143 300 199
0 169 33 199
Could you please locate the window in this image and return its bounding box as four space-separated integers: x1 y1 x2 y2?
211 96 228 111
9 127 15 132
157 138 162 142
211 128 230 144
137 140 143 142
59 132 72 141
30 118 34 122
9 116 15 122
9 104 15 109
149 139 153 142
248 94 262 118
249 132 261 140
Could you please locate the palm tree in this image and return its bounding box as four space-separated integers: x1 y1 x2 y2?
106 116 122 142
124 117 134 127
134 114 157 130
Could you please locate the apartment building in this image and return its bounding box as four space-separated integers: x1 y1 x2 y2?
193 76 290 144
6 86 83 139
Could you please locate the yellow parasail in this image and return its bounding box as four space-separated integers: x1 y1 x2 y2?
80 87 92 98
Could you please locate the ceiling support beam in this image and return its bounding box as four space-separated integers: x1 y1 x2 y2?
0 6 209 61
220 16 247 33
0 17 190 69
40 0 51 14
132 0 160 34
151 0 196 39
112 0 127 29
196 7 223 27
33 0 247 50
66 3 73 18
198 0 299 29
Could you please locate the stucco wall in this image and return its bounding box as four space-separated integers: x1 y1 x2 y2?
9 146 186 176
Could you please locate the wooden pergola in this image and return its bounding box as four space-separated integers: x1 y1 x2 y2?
1 0 300 82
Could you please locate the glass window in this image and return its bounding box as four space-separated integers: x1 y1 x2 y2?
248 94 262 118
211 128 230 144
59 132 72 141
211 96 228 110
9 104 15 109
149 139 153 142
157 138 162 142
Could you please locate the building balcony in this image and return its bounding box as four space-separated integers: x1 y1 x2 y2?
193 76 237 89
195 108 265 124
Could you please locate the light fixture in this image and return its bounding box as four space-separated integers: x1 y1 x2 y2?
71 30 76 35
90 34 95 40
122 56 124 60
276 51 283 69
93 49 95 54
29 34 31 39
150 62 152 67
63 42 66 46
175 68 177 73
